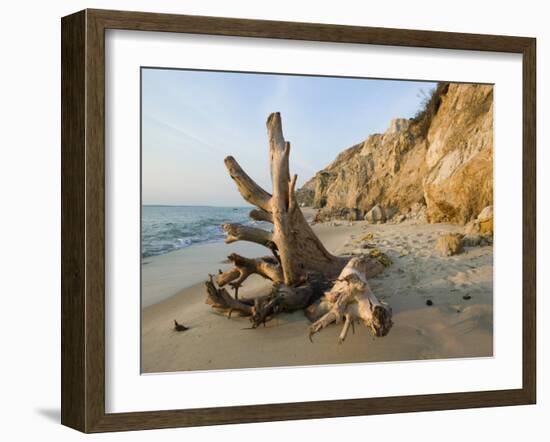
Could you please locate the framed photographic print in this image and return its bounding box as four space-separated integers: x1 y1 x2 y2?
61 9 536 433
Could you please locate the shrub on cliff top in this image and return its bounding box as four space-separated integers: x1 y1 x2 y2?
413 82 450 139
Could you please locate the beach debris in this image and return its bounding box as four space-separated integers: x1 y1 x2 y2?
173 320 189 332
361 232 375 242
202 112 392 340
205 274 253 316
368 248 392 267
308 257 393 343
426 300 433 306
435 233 464 257
462 294 472 300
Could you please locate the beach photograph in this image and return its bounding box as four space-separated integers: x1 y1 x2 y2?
140 68 494 373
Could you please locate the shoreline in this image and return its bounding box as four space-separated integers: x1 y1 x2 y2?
141 207 317 307
142 217 493 373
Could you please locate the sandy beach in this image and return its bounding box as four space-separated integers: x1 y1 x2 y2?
141 212 493 373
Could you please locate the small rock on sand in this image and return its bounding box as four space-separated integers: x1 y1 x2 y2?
365 204 386 224
436 233 464 257
464 205 493 236
462 234 491 247
471 205 494 235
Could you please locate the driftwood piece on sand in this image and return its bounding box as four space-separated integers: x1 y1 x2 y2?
307 257 393 343
204 112 393 339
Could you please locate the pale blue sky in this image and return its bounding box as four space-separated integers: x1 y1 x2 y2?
142 68 436 206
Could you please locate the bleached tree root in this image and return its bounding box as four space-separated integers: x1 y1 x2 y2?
203 112 393 341
308 257 393 343
206 272 331 327
249 272 332 327
205 275 253 317
220 113 347 285
215 253 282 290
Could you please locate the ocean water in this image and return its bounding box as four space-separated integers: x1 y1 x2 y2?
142 205 268 258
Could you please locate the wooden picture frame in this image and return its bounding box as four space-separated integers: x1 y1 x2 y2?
61 8 536 433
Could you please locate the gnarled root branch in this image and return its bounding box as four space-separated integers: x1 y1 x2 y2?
308 257 393 343
203 113 393 341
205 272 331 326
216 253 283 289
249 209 273 223
205 275 254 317
249 272 331 327
223 223 274 248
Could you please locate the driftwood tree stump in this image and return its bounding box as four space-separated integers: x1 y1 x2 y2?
307 257 393 343
205 112 393 340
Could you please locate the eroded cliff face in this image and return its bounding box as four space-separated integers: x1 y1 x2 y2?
297 83 493 225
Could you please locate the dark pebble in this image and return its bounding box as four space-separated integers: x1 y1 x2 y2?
463 295 472 300
426 300 433 306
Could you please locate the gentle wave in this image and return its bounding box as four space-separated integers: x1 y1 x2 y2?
142 205 267 258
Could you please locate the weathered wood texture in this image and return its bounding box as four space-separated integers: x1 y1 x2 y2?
218 113 347 288
207 113 388 329
308 258 392 342
61 10 86 431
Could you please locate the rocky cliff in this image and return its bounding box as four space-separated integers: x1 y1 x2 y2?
296 83 493 225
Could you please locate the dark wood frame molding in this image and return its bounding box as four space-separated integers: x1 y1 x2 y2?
61 9 536 433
